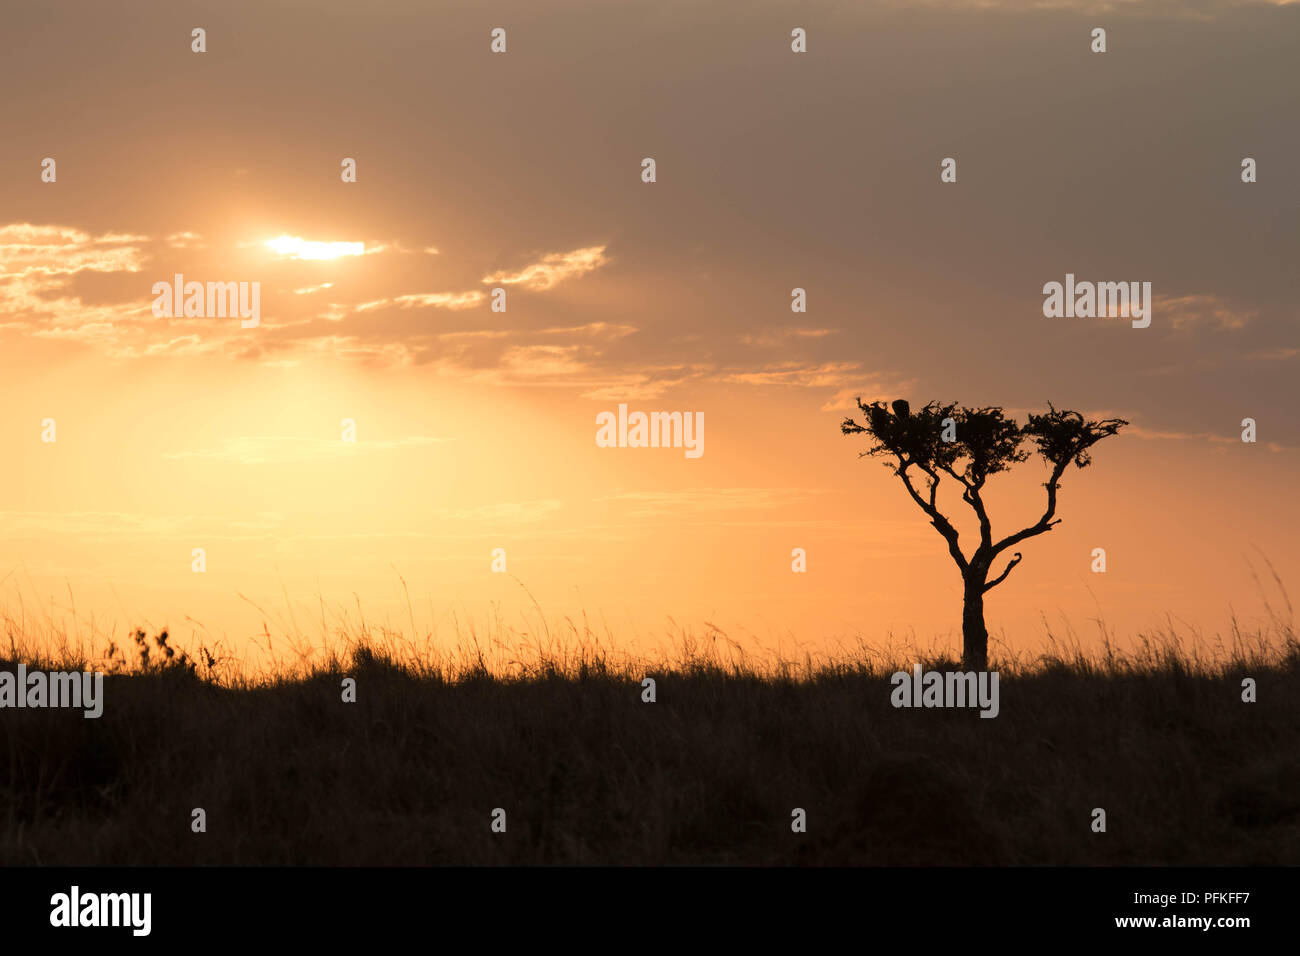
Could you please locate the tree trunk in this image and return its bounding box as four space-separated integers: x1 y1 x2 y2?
962 572 989 670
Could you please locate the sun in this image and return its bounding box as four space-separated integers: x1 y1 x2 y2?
264 235 365 260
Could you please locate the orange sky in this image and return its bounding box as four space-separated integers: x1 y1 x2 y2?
1 0 1296 667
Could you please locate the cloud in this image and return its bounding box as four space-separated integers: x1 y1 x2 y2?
0 224 910 412
741 327 837 348
0 224 152 345
166 231 204 249
819 374 921 413
496 344 589 378
1247 347 1299 361
1126 424 1295 453
143 334 209 356
356 291 485 312
0 224 919 412
1157 293 1258 332
0 224 147 285
348 246 611 319
1125 425 1238 444
481 245 609 291
577 376 689 401
539 322 637 339
0 226 623 378
717 361 866 388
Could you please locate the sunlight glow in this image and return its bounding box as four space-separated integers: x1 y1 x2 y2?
265 235 365 260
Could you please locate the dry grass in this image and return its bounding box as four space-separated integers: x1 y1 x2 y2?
1 580 1297 865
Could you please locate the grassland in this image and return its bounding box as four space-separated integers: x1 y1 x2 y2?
2 608 1297 865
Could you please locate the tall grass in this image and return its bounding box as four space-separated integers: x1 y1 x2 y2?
3 572 1295 687
2 573 1296 865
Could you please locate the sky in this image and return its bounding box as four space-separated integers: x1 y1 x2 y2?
1 0 1297 668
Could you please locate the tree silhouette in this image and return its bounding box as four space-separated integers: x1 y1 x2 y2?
841 400 1127 668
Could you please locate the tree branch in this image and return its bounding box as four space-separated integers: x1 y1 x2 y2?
938 463 993 549
991 461 1069 555
899 462 968 573
984 552 1022 592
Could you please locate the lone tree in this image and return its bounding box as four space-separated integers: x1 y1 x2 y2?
841 400 1126 669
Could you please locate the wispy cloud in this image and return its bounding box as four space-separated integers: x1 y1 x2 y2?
718 361 866 388
349 245 611 316
1126 423 1294 453
539 322 637 339
482 245 609 291
0 224 147 283
742 327 837 348
165 231 204 249
355 291 485 312
1247 347 1299 361
0 223 150 345
1125 424 1245 445
1158 293 1258 332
